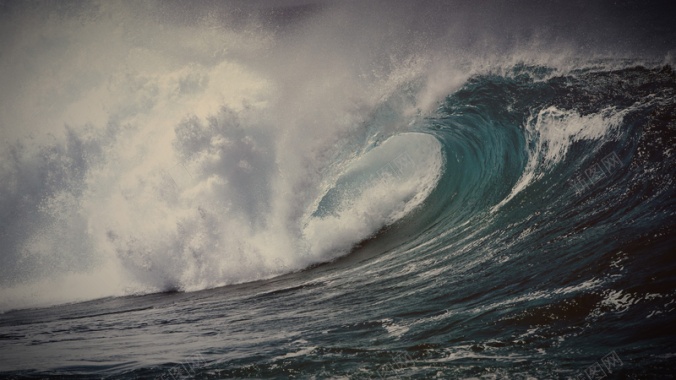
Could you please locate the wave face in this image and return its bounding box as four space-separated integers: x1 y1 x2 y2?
0 0 675 378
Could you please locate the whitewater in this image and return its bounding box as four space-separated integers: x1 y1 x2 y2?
0 0 675 378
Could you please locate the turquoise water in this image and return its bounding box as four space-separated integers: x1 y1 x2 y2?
1 1 675 379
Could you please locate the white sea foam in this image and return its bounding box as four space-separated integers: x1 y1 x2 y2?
491 106 627 213
0 1 454 311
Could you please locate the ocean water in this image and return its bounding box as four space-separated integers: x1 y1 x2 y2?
0 1 675 379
